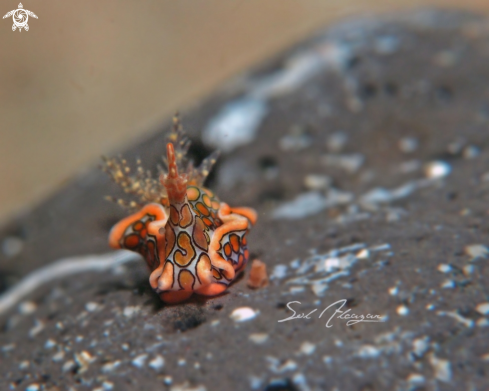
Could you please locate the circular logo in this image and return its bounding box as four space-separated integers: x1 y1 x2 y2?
13 9 28 28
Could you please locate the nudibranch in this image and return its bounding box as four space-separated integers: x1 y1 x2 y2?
102 116 257 303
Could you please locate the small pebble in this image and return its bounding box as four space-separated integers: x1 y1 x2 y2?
230 307 258 322
52 351 65 362
149 355 165 371
26 384 40 391
429 354 452 382
62 360 76 373
299 341 316 355
102 360 121 373
477 318 489 327
44 339 56 349
388 286 398 296
412 336 430 358
123 306 141 318
132 354 148 368
248 333 269 345
424 161 451 179
406 373 425 384
437 264 452 273
475 303 489 315
397 305 409 316
463 264 474 276
465 244 489 259
85 302 99 312
441 279 455 289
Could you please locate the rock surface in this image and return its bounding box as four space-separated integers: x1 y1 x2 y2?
1 9 489 391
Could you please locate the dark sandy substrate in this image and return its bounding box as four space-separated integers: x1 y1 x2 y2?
2 9 489 391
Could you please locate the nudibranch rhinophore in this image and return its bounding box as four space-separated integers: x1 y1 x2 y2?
102 116 257 303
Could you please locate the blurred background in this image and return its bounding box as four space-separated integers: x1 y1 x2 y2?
1 0 488 225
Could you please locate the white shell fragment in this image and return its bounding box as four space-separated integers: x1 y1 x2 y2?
148 355 165 371
475 303 489 315
299 341 316 355
465 244 489 260
437 264 452 273
397 305 409 316
132 354 148 368
230 307 258 322
429 354 452 382
424 161 451 179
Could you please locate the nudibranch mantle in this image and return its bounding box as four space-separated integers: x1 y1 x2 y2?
103 116 257 303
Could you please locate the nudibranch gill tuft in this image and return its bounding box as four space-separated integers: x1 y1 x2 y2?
102 115 257 303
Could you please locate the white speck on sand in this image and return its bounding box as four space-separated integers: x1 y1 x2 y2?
475 303 489 315
429 354 452 382
249 333 269 345
123 306 141 318
412 336 430 358
397 305 409 316
437 264 452 273
230 307 258 322
441 279 455 289
132 354 148 368
424 161 451 179
299 341 316 355
148 355 165 371
465 244 489 260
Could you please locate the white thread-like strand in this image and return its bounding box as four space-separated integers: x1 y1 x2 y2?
0 250 141 316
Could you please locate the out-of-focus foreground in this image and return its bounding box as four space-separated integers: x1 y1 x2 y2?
1 0 488 224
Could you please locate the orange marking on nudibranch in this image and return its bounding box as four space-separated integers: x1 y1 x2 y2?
174 231 196 267
179 204 193 228
187 186 200 201
202 194 212 207
223 243 232 258
196 202 210 216
192 217 209 251
170 206 179 226
178 269 195 291
165 224 176 258
124 234 140 249
133 221 144 231
202 217 213 228
230 234 240 253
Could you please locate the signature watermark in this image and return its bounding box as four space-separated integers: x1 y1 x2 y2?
3 3 38 32
278 299 386 327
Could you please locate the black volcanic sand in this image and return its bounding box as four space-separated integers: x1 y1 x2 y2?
1 9 489 391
